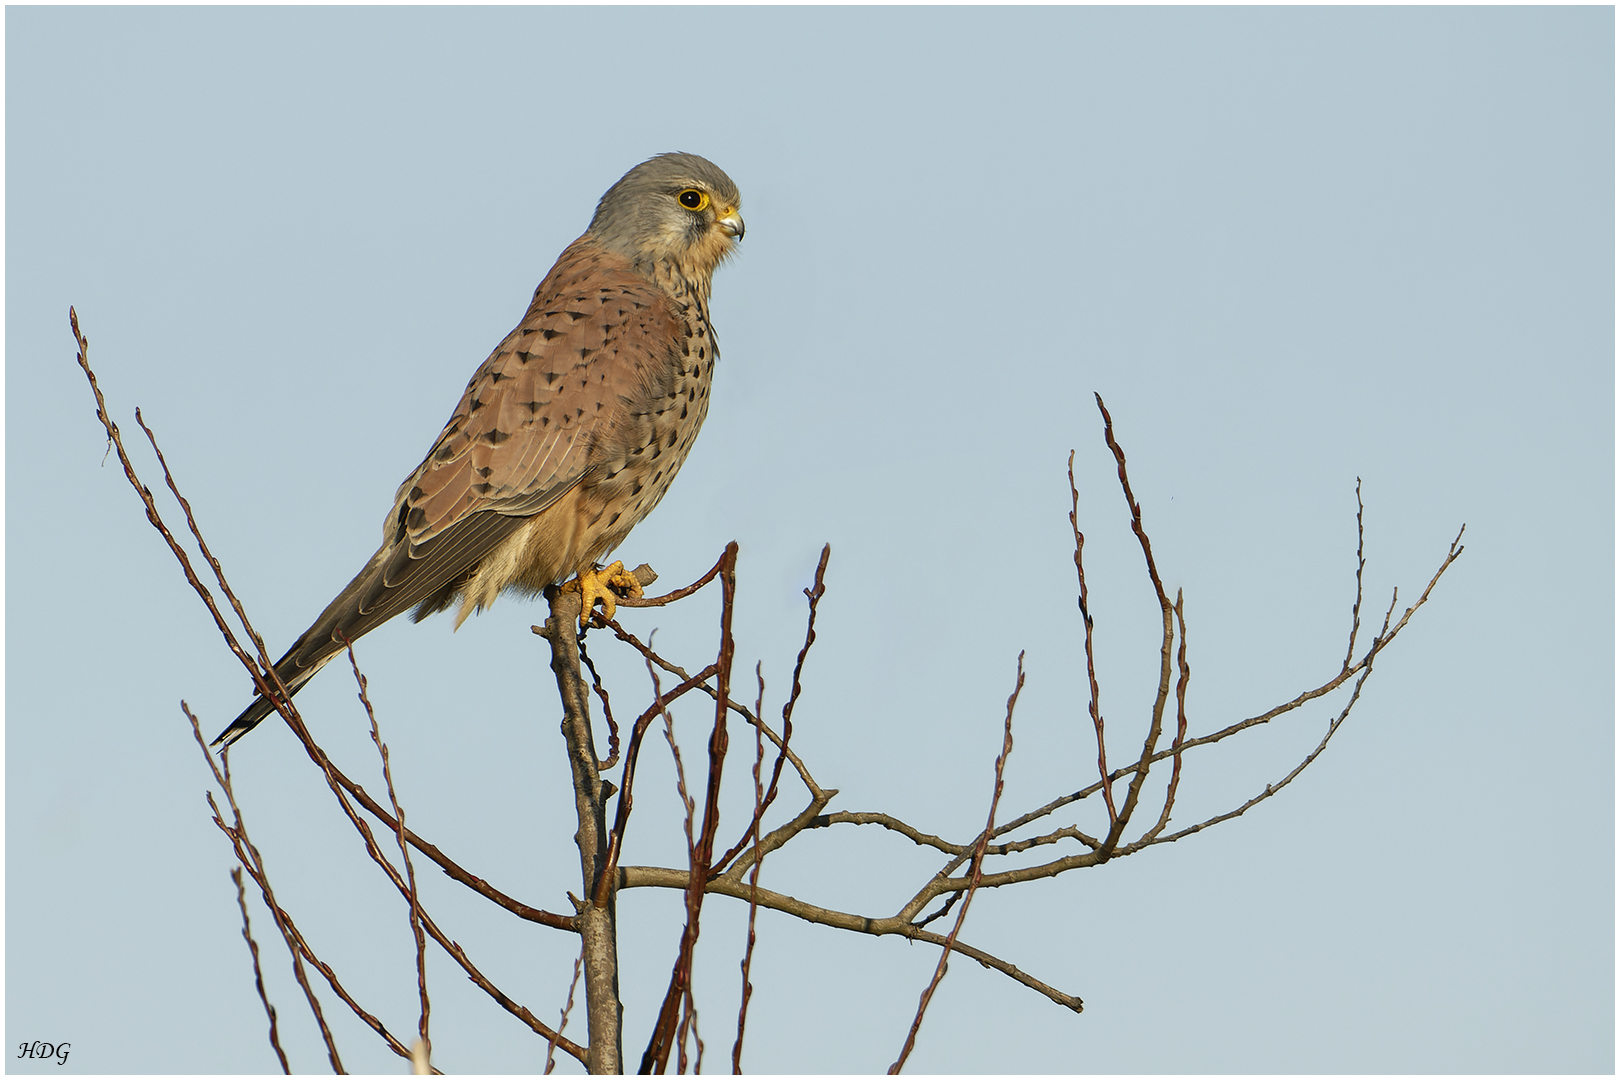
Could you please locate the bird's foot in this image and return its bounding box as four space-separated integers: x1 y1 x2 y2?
564 561 645 629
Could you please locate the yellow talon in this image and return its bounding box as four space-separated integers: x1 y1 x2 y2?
564 560 644 628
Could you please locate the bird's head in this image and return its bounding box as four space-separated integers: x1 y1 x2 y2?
587 152 744 284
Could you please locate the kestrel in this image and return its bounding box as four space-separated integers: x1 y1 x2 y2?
212 152 743 748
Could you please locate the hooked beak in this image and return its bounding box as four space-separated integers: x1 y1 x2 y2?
717 208 745 242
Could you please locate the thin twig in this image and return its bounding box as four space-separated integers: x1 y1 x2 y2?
184 706 345 1073
343 635 432 1066
889 653 1024 1074
545 949 584 1075
1143 590 1191 843
1069 449 1118 826
72 313 575 937
579 636 621 770
1344 478 1367 671
231 867 290 1074
620 862 1084 1013
713 544 827 874
642 544 739 1073
595 661 722 910
614 550 729 609
731 666 767 1074
226 827 421 1065
1093 394 1177 858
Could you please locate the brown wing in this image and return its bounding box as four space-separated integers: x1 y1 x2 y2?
212 238 682 747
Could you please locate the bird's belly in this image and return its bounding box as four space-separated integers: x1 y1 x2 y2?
480 369 713 610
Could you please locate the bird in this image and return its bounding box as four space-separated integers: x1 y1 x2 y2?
212 152 743 748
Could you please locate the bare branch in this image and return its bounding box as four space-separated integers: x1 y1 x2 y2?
714 543 828 874
578 636 622 771
344 636 432 1066
732 666 768 1074
1142 590 1190 843
545 949 584 1076
1093 394 1176 858
602 619 826 800
538 580 624 1074
615 549 729 609
231 867 290 1074
1070 449 1119 826
643 543 740 1074
890 652 1023 1073
184 706 345 1073
1344 478 1368 671
617 864 1082 1014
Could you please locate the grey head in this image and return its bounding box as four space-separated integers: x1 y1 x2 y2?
586 152 744 278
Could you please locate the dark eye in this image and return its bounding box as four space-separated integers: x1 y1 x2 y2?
677 189 709 211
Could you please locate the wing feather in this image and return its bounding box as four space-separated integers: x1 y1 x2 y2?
212 238 683 747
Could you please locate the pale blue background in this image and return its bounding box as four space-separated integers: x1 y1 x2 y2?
7 6 1613 1074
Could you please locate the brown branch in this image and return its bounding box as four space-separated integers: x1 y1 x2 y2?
718 786 840 884
812 812 965 856
593 657 721 910
617 863 1082 1014
1119 612 1388 853
731 667 768 1074
890 652 1023 1074
73 311 576 937
579 636 622 770
961 510 1464 851
643 543 739 1074
231 867 290 1074
539 581 624 1074
1344 478 1367 671
652 657 700 1073
184 706 345 1073
713 544 828 874
1070 449 1119 826
202 701 586 1064
605 618 827 802
614 550 729 609
1143 590 1190 843
1093 394 1176 858
225 828 423 1067
546 949 585 1076
344 636 432 1066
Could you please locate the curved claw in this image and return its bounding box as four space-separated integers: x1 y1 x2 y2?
565 560 645 629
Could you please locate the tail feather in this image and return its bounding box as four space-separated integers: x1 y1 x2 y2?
210 509 532 750
210 652 334 748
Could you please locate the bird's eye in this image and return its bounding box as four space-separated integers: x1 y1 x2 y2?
677 189 709 211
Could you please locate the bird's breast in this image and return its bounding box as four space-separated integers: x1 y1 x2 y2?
575 298 718 556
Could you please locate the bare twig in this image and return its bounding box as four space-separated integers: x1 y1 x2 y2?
1344 478 1367 671
1070 449 1119 827
344 635 431 1066
642 544 740 1074
731 666 767 1074
231 867 290 1074
889 653 1023 1073
603 618 826 801
579 636 622 770
228 830 420 1064
713 544 828 874
615 550 729 609
539 579 626 1074
73 311 575 936
546 949 585 1075
184 706 345 1073
1143 590 1191 843
1093 394 1177 858
596 660 721 909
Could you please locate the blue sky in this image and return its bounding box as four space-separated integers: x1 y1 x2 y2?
6 6 1613 1073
